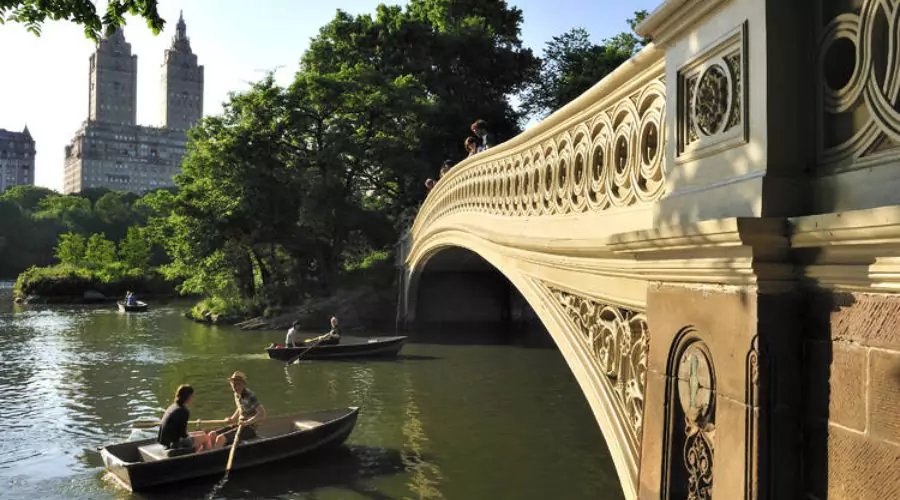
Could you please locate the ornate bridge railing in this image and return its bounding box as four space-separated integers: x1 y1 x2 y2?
411 45 667 236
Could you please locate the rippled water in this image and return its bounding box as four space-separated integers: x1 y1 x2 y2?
0 298 623 499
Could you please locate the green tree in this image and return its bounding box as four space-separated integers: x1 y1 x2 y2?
0 185 58 214
0 0 165 42
83 233 117 268
55 232 85 265
33 195 92 232
520 11 650 119
119 226 151 270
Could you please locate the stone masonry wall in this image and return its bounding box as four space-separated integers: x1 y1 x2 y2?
804 291 900 500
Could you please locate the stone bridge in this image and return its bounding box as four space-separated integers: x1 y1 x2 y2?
398 0 900 498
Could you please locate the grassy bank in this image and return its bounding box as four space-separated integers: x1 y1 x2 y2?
14 264 178 303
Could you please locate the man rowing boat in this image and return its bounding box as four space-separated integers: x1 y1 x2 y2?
208 371 267 449
305 316 341 346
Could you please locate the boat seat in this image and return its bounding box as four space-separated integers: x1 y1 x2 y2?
294 420 321 431
138 443 194 462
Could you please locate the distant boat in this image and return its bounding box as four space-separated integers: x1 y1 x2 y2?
99 407 359 491
117 301 149 313
267 336 408 361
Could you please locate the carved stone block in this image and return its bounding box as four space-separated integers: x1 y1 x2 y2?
676 22 748 164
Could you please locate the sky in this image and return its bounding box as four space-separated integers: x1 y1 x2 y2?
0 0 658 191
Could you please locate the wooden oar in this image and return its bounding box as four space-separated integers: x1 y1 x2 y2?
225 420 243 472
285 335 326 365
131 418 229 429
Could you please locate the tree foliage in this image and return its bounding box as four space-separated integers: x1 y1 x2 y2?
520 10 650 119
0 188 165 278
0 0 165 42
119 226 151 271
83 233 117 268
55 232 85 266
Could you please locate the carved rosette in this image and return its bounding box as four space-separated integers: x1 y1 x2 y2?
676 24 747 162
549 286 649 449
817 0 900 168
693 65 730 136
412 73 666 231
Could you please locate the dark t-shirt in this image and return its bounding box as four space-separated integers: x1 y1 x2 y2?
157 403 189 448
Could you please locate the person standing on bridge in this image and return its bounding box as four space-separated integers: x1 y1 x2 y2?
439 160 453 178
471 119 494 152
464 136 480 157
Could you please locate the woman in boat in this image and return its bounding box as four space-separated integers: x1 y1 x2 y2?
158 385 211 453
306 316 341 346
209 371 266 449
126 291 137 306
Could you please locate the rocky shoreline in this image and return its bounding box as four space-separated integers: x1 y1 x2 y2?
198 286 398 332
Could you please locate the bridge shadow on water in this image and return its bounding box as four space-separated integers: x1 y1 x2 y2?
406 321 557 349
128 444 418 500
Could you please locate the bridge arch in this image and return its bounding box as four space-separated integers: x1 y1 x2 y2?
404 230 642 499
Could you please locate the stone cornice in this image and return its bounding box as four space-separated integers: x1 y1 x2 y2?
607 217 793 289
791 206 900 291
636 0 732 46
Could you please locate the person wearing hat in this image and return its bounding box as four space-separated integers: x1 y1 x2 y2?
208 371 267 449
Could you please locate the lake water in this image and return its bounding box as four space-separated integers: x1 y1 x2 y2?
0 298 624 499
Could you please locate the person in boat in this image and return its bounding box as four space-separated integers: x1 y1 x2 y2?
208 371 267 449
126 291 138 306
285 320 302 348
305 316 341 346
158 385 211 453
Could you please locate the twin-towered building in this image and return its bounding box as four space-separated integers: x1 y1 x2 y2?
63 12 204 194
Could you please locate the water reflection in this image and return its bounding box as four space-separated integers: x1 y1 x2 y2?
0 301 623 500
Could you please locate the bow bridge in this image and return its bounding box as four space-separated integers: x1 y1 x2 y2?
398 0 900 498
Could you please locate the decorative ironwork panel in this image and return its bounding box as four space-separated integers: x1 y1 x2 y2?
548 286 649 452
817 0 900 170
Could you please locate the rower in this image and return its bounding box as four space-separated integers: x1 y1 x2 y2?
158 385 211 453
208 371 266 449
305 316 341 346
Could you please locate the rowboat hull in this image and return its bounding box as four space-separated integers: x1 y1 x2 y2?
100 407 359 491
117 301 149 313
266 336 407 361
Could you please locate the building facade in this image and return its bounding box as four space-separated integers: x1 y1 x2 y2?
0 126 36 192
63 12 203 194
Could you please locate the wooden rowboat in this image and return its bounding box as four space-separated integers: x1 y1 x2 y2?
117 301 149 313
100 407 359 491
266 336 408 361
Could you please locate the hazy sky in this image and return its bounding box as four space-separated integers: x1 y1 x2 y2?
0 0 657 191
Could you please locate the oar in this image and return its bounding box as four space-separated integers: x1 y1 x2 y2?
225 419 243 472
131 418 229 429
285 336 326 365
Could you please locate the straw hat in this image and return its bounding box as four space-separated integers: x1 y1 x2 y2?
227 371 247 382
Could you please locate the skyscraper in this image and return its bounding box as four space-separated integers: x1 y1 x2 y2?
63 14 204 194
161 12 204 132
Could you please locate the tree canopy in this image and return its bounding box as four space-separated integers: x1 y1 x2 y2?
520 10 650 119
0 0 165 42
